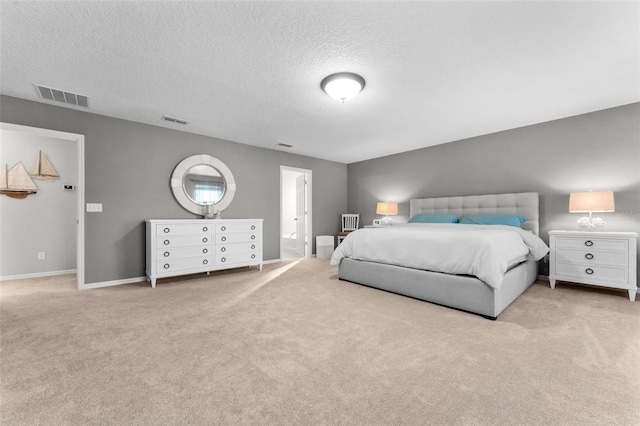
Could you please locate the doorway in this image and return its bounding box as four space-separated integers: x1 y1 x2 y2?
0 122 85 289
280 166 312 260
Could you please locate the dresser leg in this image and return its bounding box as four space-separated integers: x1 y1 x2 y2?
629 289 636 302
151 278 156 289
550 279 556 289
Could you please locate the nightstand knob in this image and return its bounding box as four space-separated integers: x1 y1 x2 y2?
585 253 594 260
584 240 593 247
585 268 594 275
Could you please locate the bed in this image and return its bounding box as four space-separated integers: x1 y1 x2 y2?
331 192 549 319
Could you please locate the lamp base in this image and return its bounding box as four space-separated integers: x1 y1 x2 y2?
380 216 395 226
577 216 606 231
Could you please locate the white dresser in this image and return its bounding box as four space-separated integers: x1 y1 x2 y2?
549 230 637 301
146 219 263 288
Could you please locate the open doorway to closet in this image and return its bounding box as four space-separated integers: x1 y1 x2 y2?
280 166 312 260
0 122 85 289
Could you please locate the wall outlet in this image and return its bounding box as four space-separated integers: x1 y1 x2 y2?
38 252 45 260
86 203 102 212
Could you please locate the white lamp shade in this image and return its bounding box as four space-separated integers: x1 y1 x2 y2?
569 191 614 213
376 202 398 215
321 72 365 102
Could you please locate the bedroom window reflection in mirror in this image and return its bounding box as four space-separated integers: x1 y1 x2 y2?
184 164 225 205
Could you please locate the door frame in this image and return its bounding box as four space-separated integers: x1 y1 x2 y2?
0 122 85 289
280 165 312 259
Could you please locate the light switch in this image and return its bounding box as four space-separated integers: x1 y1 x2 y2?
86 203 102 212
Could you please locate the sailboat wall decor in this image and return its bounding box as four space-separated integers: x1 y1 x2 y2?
0 162 39 199
29 150 59 182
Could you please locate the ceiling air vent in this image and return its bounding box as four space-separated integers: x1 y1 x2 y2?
277 143 293 148
161 115 189 125
34 84 89 107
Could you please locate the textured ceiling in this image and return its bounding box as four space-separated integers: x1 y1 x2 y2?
1 1 638 164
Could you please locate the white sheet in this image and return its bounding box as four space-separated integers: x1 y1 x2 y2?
330 223 549 289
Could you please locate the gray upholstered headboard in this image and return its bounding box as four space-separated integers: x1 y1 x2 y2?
409 192 540 236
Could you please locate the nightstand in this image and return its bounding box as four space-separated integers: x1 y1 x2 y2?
549 230 638 301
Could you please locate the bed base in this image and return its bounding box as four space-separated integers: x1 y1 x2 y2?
338 258 537 319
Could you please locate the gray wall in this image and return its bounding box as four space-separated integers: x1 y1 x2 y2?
348 103 640 283
1 95 347 284
0 130 78 278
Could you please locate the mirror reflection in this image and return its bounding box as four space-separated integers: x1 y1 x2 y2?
183 164 226 205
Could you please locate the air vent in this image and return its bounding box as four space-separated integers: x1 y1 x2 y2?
34 85 89 107
161 115 189 125
277 143 293 148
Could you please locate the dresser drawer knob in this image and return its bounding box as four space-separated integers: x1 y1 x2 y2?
251 244 255 250
164 240 170 245
203 248 208 254
163 227 170 233
203 226 208 232
163 251 170 257
585 253 594 260
203 259 208 265
251 254 256 259
585 268 594 275
221 236 227 242
202 237 208 243
584 240 593 247
164 263 170 269
221 226 226 231
251 235 256 240
221 247 226 252
251 225 256 230
221 257 226 263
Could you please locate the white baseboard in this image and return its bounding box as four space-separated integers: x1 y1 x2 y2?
0 269 77 282
82 276 147 290
82 261 283 289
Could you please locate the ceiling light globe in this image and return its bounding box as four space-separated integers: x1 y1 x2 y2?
321 72 365 103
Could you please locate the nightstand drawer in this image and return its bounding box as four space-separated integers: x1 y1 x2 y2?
555 249 628 267
555 262 628 284
555 237 627 252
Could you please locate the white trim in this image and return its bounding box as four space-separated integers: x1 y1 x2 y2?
0 122 85 290
84 261 279 289
0 269 77 281
83 276 147 290
280 166 313 260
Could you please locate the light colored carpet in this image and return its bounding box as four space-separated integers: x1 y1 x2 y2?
1 258 639 425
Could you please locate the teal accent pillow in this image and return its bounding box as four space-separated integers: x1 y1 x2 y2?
408 213 459 224
459 214 527 227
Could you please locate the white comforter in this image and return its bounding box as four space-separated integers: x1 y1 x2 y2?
330 223 549 289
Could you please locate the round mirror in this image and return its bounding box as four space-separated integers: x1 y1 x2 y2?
171 154 236 216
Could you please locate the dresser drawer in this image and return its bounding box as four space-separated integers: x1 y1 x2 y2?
555 249 628 267
216 252 260 265
156 256 214 274
155 223 212 236
216 232 260 244
216 222 260 233
157 234 213 248
555 237 627 252
216 242 260 255
157 246 212 260
555 262 629 284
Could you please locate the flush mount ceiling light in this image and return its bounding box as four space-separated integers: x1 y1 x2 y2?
320 72 365 103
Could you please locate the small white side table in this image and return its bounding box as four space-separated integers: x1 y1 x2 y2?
549 230 637 301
